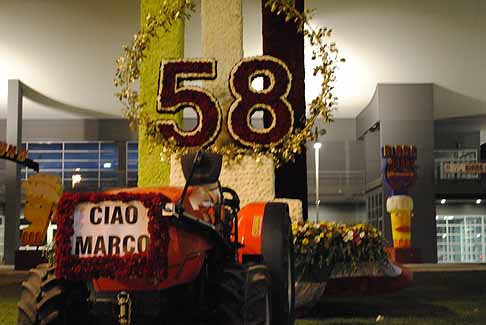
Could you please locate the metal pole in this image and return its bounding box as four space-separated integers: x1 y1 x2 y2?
314 142 321 222
481 216 485 264
446 219 449 262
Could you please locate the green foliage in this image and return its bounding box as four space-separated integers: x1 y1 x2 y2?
297 271 486 324
43 240 56 265
137 0 186 186
0 299 17 324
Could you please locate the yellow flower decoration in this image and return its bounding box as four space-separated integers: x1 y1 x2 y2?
291 220 388 281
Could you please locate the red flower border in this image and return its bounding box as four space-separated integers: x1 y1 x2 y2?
55 191 172 281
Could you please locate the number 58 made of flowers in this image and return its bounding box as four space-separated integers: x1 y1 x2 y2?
156 55 294 148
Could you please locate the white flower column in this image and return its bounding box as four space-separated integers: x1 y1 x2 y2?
171 0 275 206
170 0 302 222
201 0 242 119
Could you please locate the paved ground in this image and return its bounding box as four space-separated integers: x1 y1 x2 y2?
300 270 486 324
403 263 486 272
2 264 486 324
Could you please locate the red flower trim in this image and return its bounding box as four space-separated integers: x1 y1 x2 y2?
55 192 172 281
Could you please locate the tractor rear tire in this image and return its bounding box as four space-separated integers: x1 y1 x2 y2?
261 203 295 325
215 264 272 325
17 263 90 325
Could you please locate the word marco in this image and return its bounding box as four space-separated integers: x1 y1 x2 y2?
74 234 149 256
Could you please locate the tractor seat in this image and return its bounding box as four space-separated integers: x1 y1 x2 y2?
181 151 222 186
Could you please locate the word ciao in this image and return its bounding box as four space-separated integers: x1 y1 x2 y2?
89 205 139 225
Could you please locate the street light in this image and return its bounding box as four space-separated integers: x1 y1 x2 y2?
314 140 322 222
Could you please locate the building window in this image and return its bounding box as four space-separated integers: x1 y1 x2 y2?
0 212 4 260
437 215 486 263
127 142 138 187
434 149 478 181
367 188 385 233
23 141 119 191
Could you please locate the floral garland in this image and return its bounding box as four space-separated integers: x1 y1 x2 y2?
55 192 171 281
114 0 343 167
293 221 389 282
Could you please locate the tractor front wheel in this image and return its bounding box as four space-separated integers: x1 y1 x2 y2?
261 202 295 325
17 263 90 325
214 264 272 325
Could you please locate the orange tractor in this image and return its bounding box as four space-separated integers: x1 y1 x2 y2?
18 152 295 324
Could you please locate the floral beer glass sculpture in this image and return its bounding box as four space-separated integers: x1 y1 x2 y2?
382 145 417 249
386 195 413 248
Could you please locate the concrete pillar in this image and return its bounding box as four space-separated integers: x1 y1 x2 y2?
4 80 22 264
262 0 308 219
480 130 486 145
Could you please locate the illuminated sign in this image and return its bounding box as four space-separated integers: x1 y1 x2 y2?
443 162 486 174
0 141 39 172
382 145 417 194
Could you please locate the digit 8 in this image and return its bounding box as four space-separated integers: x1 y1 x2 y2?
228 56 293 147
156 59 222 148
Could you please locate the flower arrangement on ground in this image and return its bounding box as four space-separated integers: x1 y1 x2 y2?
293 221 389 282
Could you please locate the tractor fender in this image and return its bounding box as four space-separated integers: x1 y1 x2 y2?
237 202 267 262
237 202 295 324
237 202 291 262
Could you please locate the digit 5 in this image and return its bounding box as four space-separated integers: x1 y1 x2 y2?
156 59 223 148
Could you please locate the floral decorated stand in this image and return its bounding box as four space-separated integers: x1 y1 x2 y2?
292 221 390 310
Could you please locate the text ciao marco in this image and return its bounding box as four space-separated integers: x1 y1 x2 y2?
74 205 150 256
